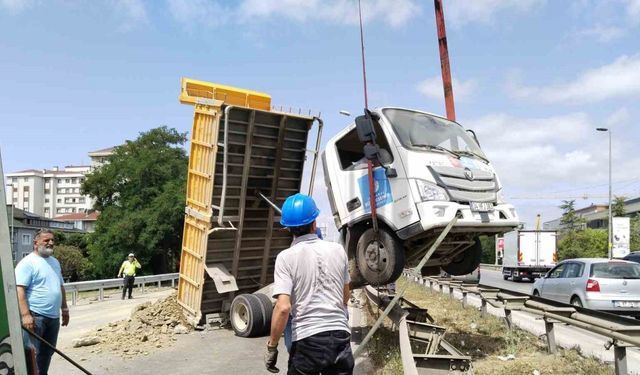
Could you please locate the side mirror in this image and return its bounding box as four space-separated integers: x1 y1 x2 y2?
355 111 376 143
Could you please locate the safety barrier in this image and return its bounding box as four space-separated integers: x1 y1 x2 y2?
363 285 471 374
406 271 640 375
478 263 502 271
64 273 179 306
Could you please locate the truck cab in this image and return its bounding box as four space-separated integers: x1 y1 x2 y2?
322 107 519 287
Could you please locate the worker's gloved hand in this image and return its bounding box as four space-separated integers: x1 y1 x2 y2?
264 342 279 373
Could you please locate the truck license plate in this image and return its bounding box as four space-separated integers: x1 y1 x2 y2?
614 301 640 308
470 202 493 212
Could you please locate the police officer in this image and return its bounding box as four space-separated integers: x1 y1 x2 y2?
118 253 141 299
264 194 353 374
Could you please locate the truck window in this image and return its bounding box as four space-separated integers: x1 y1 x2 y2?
335 121 393 170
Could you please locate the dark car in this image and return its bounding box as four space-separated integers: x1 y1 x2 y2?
623 252 640 264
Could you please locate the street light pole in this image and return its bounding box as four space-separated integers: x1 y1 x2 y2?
596 128 612 259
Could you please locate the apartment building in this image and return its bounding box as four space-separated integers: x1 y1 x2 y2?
5 147 114 219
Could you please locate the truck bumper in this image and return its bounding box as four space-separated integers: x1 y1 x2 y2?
414 201 519 233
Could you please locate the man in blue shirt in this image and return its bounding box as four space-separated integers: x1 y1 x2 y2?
15 229 69 375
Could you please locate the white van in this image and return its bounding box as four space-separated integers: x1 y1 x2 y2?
322 107 519 287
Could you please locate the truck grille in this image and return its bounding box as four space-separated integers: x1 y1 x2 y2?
429 166 498 203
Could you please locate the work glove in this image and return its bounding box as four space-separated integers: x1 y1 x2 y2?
264 342 279 373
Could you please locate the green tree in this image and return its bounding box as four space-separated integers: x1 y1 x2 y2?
558 228 608 260
82 127 188 278
612 196 626 217
559 200 586 232
55 245 92 281
631 214 640 252
479 235 496 264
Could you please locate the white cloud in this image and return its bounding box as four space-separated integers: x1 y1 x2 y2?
416 76 477 101
571 24 626 43
445 0 544 26
109 0 148 31
506 55 640 104
464 110 640 225
0 0 32 13
166 0 230 29
168 0 420 29
626 0 640 23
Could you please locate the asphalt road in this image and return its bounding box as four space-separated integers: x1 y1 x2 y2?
480 268 535 294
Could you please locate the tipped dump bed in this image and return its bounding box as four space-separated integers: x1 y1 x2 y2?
176 78 318 324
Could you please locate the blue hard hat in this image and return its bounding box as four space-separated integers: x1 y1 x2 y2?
280 193 320 227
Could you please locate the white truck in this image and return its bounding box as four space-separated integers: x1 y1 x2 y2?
322 107 520 287
501 230 558 282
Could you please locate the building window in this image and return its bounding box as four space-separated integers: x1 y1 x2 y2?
72 178 77 184
22 234 31 245
44 207 50 213
44 189 50 194
57 179 62 184
45 198 50 203
23 186 29 192
12 187 17 193
57 199 62 203
65 179 70 183
23 177 28 182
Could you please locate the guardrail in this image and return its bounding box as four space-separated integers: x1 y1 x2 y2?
363 285 471 374
64 273 179 306
406 271 640 375
478 263 501 271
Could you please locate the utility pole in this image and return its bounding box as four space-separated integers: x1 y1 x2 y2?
596 128 612 259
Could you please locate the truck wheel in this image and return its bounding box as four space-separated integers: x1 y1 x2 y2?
254 293 274 336
230 294 266 337
442 237 482 276
503 274 509 280
356 228 405 286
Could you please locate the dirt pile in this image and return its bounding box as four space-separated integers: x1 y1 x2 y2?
81 292 193 358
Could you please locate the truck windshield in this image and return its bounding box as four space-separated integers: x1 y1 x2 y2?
382 108 487 161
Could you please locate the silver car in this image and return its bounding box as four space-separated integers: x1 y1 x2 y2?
532 258 640 316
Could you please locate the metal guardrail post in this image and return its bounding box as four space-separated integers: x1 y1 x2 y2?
448 285 454 300
504 309 512 330
141 282 145 293
171 279 175 288
461 291 467 308
158 280 161 289
614 344 627 375
438 283 443 293
99 287 104 302
544 318 557 353
480 299 487 317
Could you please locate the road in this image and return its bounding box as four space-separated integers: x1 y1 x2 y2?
49 289 370 375
479 268 535 294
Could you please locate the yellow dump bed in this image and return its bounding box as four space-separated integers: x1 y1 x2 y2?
176 78 319 324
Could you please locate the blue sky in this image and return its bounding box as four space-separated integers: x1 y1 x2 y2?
1 0 639 232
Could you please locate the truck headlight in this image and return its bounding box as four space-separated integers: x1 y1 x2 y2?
415 180 449 202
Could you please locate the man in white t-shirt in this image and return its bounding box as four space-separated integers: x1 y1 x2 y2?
264 194 353 374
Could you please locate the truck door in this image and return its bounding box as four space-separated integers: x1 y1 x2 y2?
519 232 537 266
333 122 417 230
536 232 557 267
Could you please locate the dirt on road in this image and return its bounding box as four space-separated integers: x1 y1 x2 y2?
75 292 193 358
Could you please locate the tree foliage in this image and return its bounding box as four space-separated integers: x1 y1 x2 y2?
82 127 188 278
631 215 640 252
559 200 586 232
479 235 496 264
612 196 626 217
558 229 607 260
54 245 92 281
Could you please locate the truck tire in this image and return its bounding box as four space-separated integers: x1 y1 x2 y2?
230 294 266 337
442 237 482 276
356 228 405 286
503 274 509 280
254 293 274 336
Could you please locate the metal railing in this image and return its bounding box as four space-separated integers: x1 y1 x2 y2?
64 273 179 306
363 285 471 374
407 271 640 375
478 263 501 271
